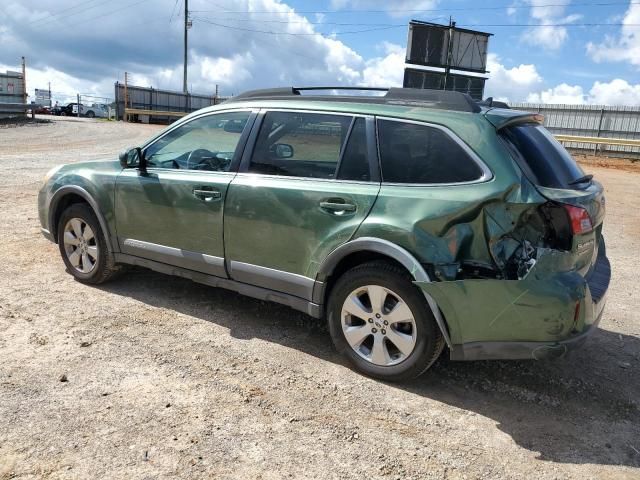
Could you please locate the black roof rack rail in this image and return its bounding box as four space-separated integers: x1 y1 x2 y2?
227 86 481 113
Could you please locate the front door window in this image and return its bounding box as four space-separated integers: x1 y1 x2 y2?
144 111 251 171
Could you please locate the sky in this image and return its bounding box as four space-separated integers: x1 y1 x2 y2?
1 0 640 105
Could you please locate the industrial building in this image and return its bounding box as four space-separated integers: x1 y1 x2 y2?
0 67 27 119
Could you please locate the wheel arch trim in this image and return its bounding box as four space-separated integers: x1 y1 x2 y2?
48 185 115 253
315 237 452 347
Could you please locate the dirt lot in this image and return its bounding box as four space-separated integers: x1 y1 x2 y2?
0 119 638 479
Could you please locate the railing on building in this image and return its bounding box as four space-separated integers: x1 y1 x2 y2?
510 102 640 160
115 82 228 124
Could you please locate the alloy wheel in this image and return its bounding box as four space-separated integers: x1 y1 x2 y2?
62 218 98 274
340 285 417 366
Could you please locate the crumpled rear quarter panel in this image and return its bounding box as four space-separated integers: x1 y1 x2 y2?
355 115 547 278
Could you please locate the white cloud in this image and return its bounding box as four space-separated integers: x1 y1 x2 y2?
329 0 438 18
587 4 640 67
525 24 568 50
525 79 640 105
528 0 570 19
484 53 543 102
1 0 382 100
526 83 585 103
3 0 439 104
589 79 640 105
483 54 640 106
521 0 578 50
199 53 254 86
360 42 405 87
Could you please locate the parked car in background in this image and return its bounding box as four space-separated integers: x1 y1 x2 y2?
33 105 51 115
37 87 610 381
83 103 109 118
53 102 78 116
51 103 108 118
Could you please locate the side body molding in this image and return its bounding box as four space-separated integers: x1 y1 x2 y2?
315 237 453 347
48 185 116 253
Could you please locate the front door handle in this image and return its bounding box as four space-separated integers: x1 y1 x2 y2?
193 188 221 202
319 200 357 215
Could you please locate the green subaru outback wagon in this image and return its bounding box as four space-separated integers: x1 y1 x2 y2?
38 87 610 381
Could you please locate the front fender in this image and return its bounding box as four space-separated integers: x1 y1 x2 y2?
47 185 117 253
42 161 121 252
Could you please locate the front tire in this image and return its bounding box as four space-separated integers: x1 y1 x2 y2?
57 203 119 284
327 261 444 381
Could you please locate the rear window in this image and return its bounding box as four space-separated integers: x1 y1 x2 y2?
377 119 484 184
501 124 585 189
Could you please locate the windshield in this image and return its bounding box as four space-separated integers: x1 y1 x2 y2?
501 123 586 189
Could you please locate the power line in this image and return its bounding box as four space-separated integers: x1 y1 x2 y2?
193 17 640 36
169 0 181 23
195 16 447 26
195 16 634 27
190 1 640 15
36 0 153 31
27 0 112 26
193 17 404 35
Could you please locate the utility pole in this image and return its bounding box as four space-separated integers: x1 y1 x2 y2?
48 81 51 107
21 56 27 106
443 17 455 91
183 0 189 93
124 72 129 122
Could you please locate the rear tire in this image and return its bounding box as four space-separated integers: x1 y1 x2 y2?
57 203 119 284
86 111 95 118
327 261 444 381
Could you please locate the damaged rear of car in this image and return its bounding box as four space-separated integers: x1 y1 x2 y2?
413 109 610 361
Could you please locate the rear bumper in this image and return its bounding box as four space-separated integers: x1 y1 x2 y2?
419 247 611 362
449 302 605 360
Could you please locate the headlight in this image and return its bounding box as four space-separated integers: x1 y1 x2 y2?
42 165 63 187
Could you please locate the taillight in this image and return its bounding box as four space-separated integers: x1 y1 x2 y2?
563 204 593 234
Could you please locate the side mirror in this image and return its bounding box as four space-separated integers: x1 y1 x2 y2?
119 147 144 170
271 143 294 159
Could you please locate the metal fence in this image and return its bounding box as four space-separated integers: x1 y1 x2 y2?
114 82 226 123
509 102 640 159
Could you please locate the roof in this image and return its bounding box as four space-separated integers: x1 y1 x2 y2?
226 87 482 114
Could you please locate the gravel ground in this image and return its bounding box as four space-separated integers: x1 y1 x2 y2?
0 119 638 479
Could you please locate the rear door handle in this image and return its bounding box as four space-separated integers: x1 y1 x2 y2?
319 200 357 214
193 188 221 202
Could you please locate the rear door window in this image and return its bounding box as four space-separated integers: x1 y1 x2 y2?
248 111 352 179
337 118 370 182
377 119 484 184
501 123 585 188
